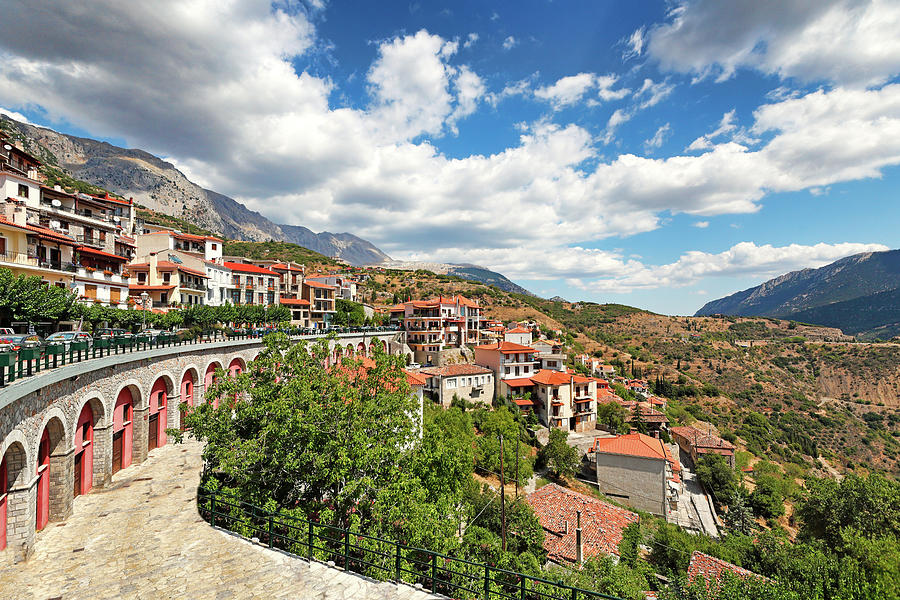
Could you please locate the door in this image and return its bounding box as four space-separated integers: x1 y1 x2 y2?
73 452 82 498
36 431 49 531
110 287 121 304
112 431 123 474
148 414 159 450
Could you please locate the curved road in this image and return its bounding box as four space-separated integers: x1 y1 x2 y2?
0 439 438 600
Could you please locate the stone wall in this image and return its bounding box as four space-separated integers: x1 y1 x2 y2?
595 453 666 516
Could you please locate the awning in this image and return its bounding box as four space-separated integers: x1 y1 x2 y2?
77 245 128 261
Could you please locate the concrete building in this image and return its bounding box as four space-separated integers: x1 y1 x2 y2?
533 339 567 372
671 426 736 468
137 230 223 262
0 212 75 290
391 295 484 363
417 364 494 408
127 253 209 308
223 261 280 306
591 433 681 516
504 326 532 346
306 274 358 302
280 297 311 327
473 341 536 398
302 280 336 328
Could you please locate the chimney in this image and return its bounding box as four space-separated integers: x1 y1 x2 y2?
576 510 583 565
149 252 159 286
564 520 568 535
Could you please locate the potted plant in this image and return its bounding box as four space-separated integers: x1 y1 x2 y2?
85 266 96 273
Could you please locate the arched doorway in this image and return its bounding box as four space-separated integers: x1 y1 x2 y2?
205 362 221 409
73 403 94 498
333 346 342 364
1 442 27 551
346 343 354 357
357 341 366 356
148 378 168 451
228 358 244 377
180 370 196 431
112 388 134 474
35 417 64 531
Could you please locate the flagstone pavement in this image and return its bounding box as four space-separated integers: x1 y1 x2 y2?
0 438 440 600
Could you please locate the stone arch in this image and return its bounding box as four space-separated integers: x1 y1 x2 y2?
203 360 224 409
1 439 28 552
113 379 145 411
35 413 66 530
73 393 107 433
72 400 100 498
0 430 30 487
357 341 366 356
147 370 177 399
179 366 200 407
112 386 136 474
227 356 246 377
346 343 355 356
148 375 172 451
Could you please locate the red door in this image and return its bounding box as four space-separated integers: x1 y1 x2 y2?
1 455 7 550
112 388 133 473
205 364 219 409
180 372 194 431
148 378 167 450
36 431 50 531
228 359 243 377
73 403 93 497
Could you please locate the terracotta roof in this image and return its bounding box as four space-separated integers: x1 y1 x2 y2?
474 341 536 354
280 298 311 307
513 397 534 407
419 364 493 377
506 326 531 334
592 433 679 472
504 377 536 388
526 483 638 562
304 280 337 289
671 426 735 451
77 246 128 262
20 222 78 246
404 370 430 386
631 406 669 424
530 370 575 386
223 261 278 275
687 551 769 587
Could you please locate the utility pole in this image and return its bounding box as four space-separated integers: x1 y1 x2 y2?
499 433 506 552
515 435 520 498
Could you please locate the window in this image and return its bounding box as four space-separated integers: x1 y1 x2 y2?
0 236 6 255
163 272 171 283
138 273 146 283
160 292 168 304
211 243 217 250
446 378 456 389
17 184 29 198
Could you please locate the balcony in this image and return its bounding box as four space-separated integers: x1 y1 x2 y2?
75 266 125 284
40 203 116 229
180 281 208 291
76 234 106 248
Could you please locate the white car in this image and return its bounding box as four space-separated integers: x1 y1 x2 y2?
45 331 93 350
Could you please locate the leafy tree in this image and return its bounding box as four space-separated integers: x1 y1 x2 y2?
0 270 78 325
696 454 737 508
724 491 756 535
332 299 366 326
597 401 630 434
538 428 580 479
474 407 533 485
749 474 784 520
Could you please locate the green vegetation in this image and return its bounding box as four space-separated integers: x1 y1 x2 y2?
222 240 339 266
136 207 217 237
332 299 366 326
0 271 78 326
537 428 580 479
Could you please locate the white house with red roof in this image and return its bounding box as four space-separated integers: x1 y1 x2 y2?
128 252 209 308
393 295 484 363
591 433 682 517
223 261 281 306
504 325 533 346
417 363 494 408
526 483 638 566
473 340 537 396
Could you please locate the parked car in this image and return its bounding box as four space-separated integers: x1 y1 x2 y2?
45 331 93 350
94 328 134 340
138 329 163 341
0 333 44 353
0 327 15 336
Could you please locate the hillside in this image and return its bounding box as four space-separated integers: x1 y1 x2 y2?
0 115 391 266
695 250 900 338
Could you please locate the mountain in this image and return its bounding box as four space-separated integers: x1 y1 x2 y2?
445 265 535 296
0 115 390 266
695 249 900 338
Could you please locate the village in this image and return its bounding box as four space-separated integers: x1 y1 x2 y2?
1 128 774 590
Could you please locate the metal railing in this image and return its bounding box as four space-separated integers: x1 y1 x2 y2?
198 488 623 600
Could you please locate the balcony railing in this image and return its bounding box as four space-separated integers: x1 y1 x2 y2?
76 234 105 248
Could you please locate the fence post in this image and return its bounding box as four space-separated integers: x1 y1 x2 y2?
268 512 274 549
571 587 577 600
395 542 401 583
431 552 437 592
308 521 314 561
484 564 490 600
210 491 217 528
344 529 350 571
520 575 526 600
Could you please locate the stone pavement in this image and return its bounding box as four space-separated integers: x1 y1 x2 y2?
0 439 441 600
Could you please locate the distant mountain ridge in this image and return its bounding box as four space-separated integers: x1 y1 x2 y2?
695 249 900 339
0 115 390 266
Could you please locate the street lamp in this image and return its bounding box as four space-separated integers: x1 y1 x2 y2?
140 292 150 331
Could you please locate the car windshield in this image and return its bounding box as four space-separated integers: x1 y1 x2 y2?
48 333 75 340
3 335 27 342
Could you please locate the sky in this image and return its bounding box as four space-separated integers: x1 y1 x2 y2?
1 0 899 315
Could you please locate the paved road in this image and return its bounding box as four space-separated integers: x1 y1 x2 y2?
671 449 719 538
0 439 439 600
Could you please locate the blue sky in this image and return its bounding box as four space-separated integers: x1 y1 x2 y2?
1 1 899 315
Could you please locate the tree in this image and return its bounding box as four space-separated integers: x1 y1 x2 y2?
538 428 580 479
724 491 756 535
185 334 425 533
596 401 630 434
474 407 533 485
333 299 366 326
631 404 649 434
696 454 737 508
0 270 78 326
748 474 784 520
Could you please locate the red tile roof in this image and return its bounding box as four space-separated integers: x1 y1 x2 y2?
404 370 430 387
128 284 176 291
474 341 536 354
504 377 536 388
687 551 770 587
530 370 576 386
419 364 493 377
592 433 680 472
223 261 278 275
526 483 638 562
77 245 128 262
304 280 337 289
506 326 531 334
280 298 310 307
671 426 736 452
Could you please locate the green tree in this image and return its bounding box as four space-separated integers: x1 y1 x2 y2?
696 454 737 508
474 406 533 485
538 428 580 479
0 270 78 325
749 474 784 520
597 401 630 434
333 299 366 326
724 491 756 535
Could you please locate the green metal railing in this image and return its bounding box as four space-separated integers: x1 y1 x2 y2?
198 488 623 600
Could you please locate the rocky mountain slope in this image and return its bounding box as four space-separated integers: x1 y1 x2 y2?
695 250 900 338
0 115 390 266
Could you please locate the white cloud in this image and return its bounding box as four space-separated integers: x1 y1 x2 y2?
463 33 479 48
535 73 597 109
644 123 672 150
2 1 900 290
646 0 900 86
693 221 709 228
686 109 738 151
0 107 30 124
502 36 517 50
622 26 645 61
